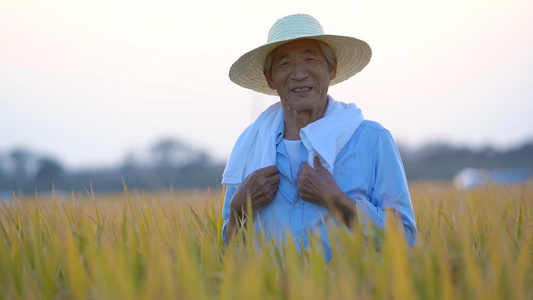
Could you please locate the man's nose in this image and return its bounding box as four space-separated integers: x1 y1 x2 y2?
290 61 309 80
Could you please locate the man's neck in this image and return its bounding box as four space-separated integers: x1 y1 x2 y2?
282 101 328 140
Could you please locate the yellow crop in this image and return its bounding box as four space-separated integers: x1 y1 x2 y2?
0 182 531 299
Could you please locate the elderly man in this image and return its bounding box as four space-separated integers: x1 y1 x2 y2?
221 14 417 260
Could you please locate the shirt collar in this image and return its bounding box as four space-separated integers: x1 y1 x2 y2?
275 120 284 145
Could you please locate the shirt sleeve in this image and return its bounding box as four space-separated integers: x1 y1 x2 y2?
221 185 237 245
354 129 418 246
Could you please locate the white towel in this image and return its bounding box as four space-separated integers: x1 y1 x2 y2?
222 95 364 187
300 98 364 172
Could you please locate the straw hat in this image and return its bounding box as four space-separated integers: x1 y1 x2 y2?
229 14 372 96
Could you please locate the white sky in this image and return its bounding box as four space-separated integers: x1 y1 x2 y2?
1 0 532 169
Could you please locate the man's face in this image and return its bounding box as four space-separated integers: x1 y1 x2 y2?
265 39 337 114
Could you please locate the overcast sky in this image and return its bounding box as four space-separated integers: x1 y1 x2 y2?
1 0 532 169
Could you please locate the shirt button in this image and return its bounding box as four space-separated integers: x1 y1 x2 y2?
295 203 300 208
293 237 298 241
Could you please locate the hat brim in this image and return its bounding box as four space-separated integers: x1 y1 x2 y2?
229 35 372 96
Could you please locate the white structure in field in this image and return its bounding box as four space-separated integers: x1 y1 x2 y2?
453 167 532 189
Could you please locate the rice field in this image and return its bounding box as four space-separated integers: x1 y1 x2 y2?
0 181 532 299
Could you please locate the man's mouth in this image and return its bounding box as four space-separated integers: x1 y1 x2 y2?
292 87 311 93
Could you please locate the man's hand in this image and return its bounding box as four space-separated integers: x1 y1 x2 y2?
296 156 357 227
226 166 280 241
296 156 341 205
230 165 280 215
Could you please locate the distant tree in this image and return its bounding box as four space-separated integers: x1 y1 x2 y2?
9 148 33 183
0 154 4 185
121 152 140 171
151 139 180 167
509 141 533 158
396 142 415 162
477 146 499 159
416 142 476 162
33 158 64 190
151 138 209 169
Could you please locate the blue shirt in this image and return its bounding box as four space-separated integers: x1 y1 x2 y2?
222 119 418 261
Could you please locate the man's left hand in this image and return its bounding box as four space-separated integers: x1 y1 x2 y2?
296 156 343 207
296 156 358 227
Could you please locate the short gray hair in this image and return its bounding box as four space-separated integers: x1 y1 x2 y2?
263 40 337 77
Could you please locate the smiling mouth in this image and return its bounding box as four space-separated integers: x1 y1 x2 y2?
292 87 311 93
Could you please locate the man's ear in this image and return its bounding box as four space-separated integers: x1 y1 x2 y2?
264 70 276 90
329 58 338 80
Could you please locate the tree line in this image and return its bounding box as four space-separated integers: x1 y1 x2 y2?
0 138 225 194
398 141 533 180
1 138 532 194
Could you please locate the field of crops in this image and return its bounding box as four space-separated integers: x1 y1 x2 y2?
1 181 532 299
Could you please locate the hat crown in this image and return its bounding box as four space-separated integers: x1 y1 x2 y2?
267 14 325 44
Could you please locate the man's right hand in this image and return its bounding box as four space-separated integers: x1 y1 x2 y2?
226 166 280 241
230 165 280 217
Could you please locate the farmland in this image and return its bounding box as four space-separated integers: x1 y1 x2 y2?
1 182 532 299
